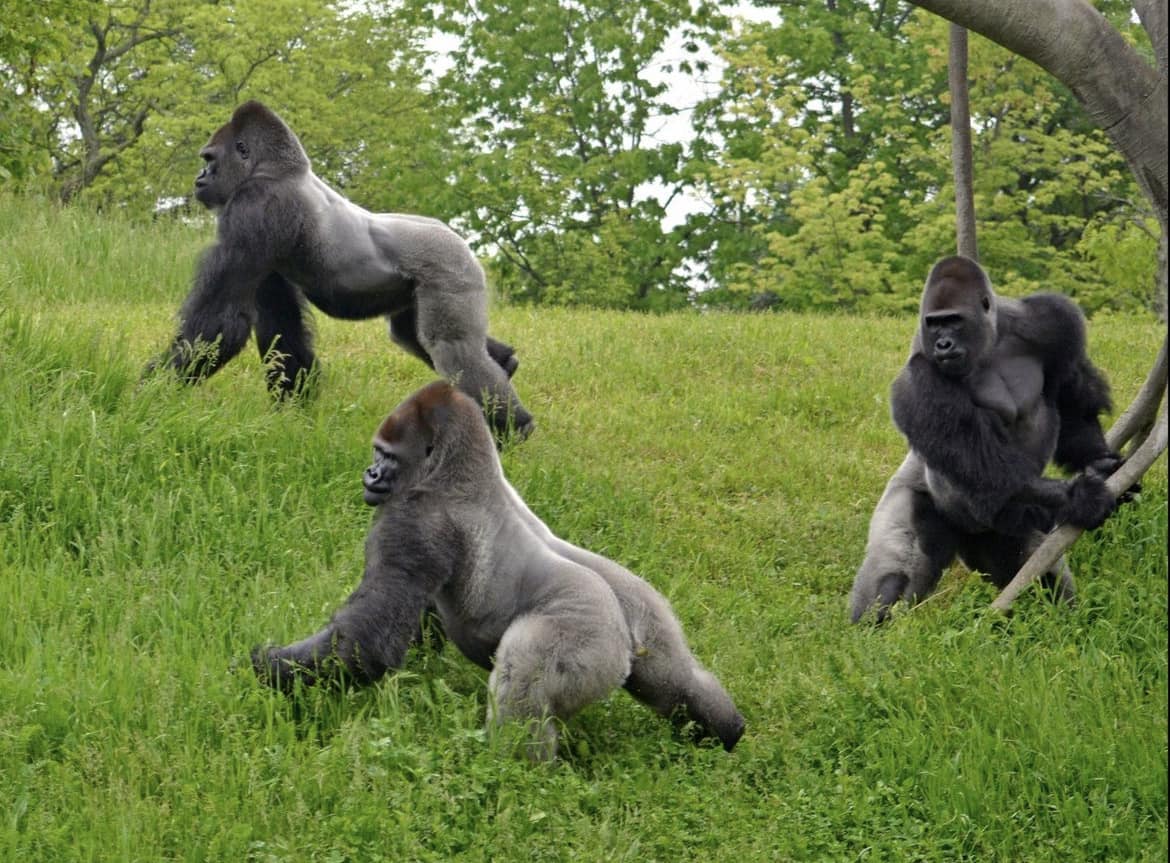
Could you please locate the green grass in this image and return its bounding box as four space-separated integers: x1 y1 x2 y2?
0 195 1166 861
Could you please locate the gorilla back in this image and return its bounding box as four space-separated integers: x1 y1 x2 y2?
151 100 531 438
254 381 744 760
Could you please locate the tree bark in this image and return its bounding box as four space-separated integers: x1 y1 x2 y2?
949 24 978 259
1107 336 1168 451
1133 0 1168 76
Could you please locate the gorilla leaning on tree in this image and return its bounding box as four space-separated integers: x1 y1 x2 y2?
252 381 745 761
850 256 1133 623
148 100 532 439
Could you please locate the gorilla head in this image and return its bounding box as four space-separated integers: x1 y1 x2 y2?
362 381 475 505
193 101 310 209
917 256 998 378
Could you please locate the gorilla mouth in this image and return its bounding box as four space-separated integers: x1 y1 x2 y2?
935 353 967 375
362 479 392 505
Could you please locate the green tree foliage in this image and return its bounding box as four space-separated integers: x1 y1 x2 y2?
690 1 1158 313
0 0 1156 312
414 0 722 310
0 0 452 215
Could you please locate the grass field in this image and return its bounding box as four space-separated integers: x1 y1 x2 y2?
0 196 1166 861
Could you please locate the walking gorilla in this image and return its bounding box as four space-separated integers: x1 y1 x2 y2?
252 381 745 760
148 100 532 438
850 256 1126 623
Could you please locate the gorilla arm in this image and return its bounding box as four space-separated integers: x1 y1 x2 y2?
1013 294 1134 501
251 563 435 691
152 183 299 382
252 509 455 691
1003 294 1121 473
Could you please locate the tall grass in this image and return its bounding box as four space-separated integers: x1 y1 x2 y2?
0 195 1165 861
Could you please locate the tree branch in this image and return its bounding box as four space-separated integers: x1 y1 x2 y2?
949 24 978 259
991 403 1168 612
1107 335 1168 452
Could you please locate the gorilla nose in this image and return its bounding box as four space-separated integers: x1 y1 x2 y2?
935 337 954 352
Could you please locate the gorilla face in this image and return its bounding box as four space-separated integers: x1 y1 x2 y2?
919 257 997 378
362 390 441 505
193 125 247 209
362 443 402 506
922 308 979 376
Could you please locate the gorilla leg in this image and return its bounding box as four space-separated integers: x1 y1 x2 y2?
387 308 435 368
486 614 630 761
567 551 743 750
389 310 518 379
958 532 1076 605
850 456 960 623
255 273 317 398
623 649 745 752
498 495 745 751
414 292 534 437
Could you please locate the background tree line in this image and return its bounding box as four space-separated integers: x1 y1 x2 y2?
0 0 1159 313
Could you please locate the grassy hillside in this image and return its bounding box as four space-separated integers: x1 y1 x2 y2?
0 196 1166 861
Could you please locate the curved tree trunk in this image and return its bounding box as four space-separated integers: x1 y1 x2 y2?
910 0 1167 231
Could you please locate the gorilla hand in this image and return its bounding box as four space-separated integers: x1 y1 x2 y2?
1062 472 1116 530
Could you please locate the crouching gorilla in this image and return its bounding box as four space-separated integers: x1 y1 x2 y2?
850 256 1127 623
252 381 745 760
149 100 532 438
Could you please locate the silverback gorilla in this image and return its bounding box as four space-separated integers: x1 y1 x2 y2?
850 256 1125 623
150 101 532 438
252 381 745 760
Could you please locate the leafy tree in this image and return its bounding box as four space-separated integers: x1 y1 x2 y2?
0 1 74 183
688 4 943 311
413 0 722 310
689 1 1157 313
0 1 452 215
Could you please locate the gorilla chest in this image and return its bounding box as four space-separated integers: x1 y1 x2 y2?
970 356 1044 426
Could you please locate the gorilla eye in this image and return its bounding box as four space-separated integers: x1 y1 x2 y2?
981 296 991 311
425 445 434 457
235 140 250 160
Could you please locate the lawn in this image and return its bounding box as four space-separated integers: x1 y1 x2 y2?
0 197 1165 861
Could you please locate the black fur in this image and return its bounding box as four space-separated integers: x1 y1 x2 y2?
149 100 531 436
850 256 1126 623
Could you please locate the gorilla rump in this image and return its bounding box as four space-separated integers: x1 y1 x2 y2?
850 256 1126 623
149 100 531 438
252 381 745 760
